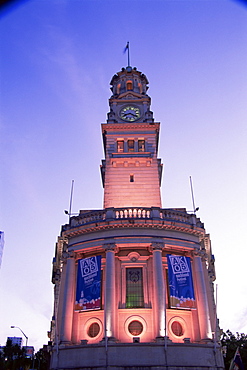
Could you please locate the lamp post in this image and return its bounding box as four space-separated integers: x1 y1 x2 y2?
10 326 28 347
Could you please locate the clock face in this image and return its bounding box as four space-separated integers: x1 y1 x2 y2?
120 106 141 121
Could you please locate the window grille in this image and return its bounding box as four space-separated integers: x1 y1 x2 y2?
138 140 145 152
88 322 100 338
126 268 144 308
171 321 184 337
128 140 135 152
128 320 143 336
117 140 124 152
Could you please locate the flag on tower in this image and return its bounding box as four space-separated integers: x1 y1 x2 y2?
229 347 244 370
124 42 129 53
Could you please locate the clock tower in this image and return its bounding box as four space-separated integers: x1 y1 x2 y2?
49 65 224 370
101 66 162 208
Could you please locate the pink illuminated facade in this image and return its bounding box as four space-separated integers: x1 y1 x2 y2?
49 66 224 369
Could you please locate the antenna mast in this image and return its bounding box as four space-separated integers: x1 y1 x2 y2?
68 179 74 222
189 176 197 214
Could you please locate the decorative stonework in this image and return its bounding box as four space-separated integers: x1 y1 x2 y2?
151 242 164 251
127 251 140 262
102 122 160 130
193 248 207 261
76 252 85 261
61 251 69 262
61 251 75 263
63 218 205 240
104 243 116 251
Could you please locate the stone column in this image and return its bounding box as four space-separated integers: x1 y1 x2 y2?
194 254 212 340
104 243 116 339
60 252 76 343
152 243 166 338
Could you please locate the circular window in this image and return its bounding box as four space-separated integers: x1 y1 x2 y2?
87 322 100 338
171 321 184 337
128 320 143 336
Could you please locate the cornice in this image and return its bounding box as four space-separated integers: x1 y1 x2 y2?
109 95 150 103
101 122 160 131
62 221 205 239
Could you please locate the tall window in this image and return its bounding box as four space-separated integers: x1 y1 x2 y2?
126 268 144 308
128 140 135 152
117 140 124 153
117 83 121 94
126 80 133 90
138 140 145 152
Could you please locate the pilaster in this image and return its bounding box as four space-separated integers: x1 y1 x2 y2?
104 243 116 339
193 252 212 341
151 242 166 338
60 251 76 344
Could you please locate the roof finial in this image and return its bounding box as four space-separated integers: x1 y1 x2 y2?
124 41 130 67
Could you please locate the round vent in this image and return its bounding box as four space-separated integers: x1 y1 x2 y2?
171 321 184 337
87 322 100 338
128 320 143 336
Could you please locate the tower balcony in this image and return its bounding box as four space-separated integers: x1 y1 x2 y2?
61 207 204 238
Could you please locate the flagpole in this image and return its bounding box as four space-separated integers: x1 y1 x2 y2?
215 283 218 345
189 176 198 214
164 325 168 368
213 283 218 366
127 41 130 66
124 42 130 67
68 179 74 223
229 347 244 370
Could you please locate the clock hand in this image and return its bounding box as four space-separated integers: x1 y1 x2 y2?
125 111 136 116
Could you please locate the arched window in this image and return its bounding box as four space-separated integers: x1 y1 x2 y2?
117 83 121 94
138 140 145 152
126 80 133 90
117 140 124 153
138 82 143 94
128 140 134 152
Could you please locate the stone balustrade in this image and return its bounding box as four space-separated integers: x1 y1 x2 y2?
61 207 203 231
115 208 151 219
160 209 192 224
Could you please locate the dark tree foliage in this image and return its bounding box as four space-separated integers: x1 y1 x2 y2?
0 340 50 370
33 346 50 370
221 330 247 369
0 339 32 370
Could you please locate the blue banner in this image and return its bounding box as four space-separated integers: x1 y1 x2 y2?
75 256 101 310
167 254 195 309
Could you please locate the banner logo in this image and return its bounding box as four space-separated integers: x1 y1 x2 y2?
80 257 99 276
75 256 101 311
169 256 190 274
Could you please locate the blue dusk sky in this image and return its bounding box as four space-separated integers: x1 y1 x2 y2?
0 0 247 350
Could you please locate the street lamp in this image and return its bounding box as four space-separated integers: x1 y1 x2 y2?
10 326 28 347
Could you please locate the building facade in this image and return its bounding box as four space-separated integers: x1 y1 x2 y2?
49 66 224 369
7 337 22 347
